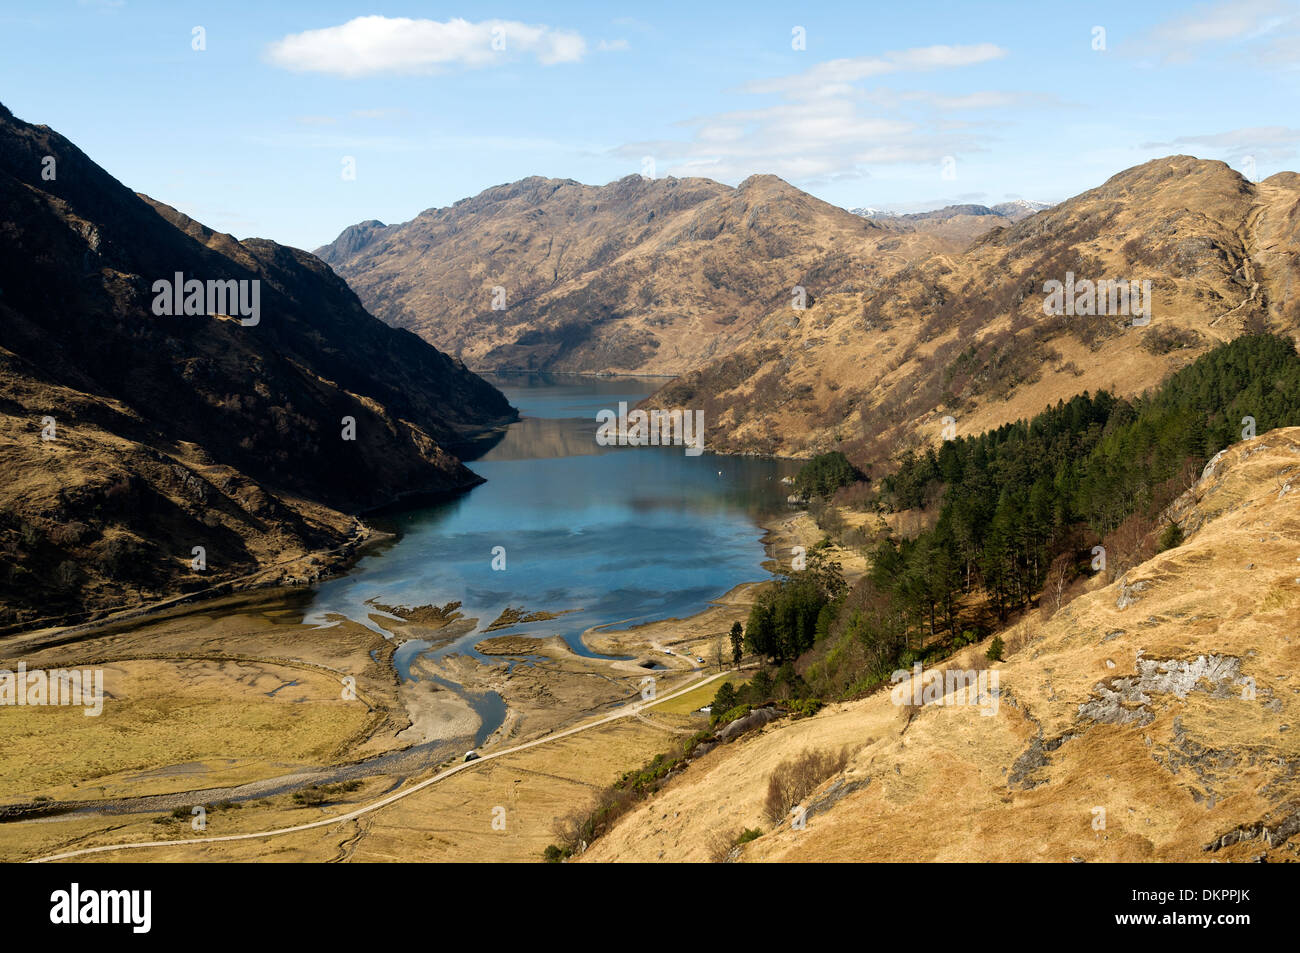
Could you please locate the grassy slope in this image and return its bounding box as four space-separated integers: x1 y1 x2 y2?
584 427 1300 862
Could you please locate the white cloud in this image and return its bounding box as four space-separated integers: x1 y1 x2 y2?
1138 0 1300 64
598 38 630 52
1141 125 1300 162
618 97 975 183
266 16 587 77
860 88 1059 111
614 43 1022 184
741 43 1006 98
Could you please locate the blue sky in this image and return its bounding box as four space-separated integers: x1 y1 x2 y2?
3 0 1299 249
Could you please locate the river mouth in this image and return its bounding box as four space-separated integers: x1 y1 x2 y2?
301 372 798 743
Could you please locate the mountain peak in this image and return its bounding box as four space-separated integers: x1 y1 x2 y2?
315 170 932 376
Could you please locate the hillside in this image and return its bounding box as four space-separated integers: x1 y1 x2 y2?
582 426 1300 862
0 101 516 628
649 157 1300 465
316 174 956 375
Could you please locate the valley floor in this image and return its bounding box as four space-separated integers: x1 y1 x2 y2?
8 430 1294 864
0 509 860 862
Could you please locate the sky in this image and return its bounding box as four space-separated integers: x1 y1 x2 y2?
2 0 1299 250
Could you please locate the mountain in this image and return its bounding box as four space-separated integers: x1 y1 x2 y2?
890 203 1004 221
877 203 1013 245
648 157 1300 465
0 101 516 628
849 200 1053 244
316 174 956 376
850 200 1052 224
992 198 1054 222
582 426 1300 862
848 207 897 219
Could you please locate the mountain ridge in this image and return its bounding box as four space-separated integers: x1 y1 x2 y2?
0 101 516 626
315 172 960 376
647 155 1300 469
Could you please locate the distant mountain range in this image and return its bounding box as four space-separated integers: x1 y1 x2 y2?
850 199 1053 223
848 199 1054 245
0 101 515 626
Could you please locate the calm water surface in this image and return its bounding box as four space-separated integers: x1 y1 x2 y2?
302 374 796 741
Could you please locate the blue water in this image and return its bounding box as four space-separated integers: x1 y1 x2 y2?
304 373 797 676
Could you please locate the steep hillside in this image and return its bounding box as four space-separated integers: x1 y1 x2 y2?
583 427 1300 862
316 174 954 375
0 102 516 627
650 157 1300 464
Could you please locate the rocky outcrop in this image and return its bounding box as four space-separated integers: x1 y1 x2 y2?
717 705 784 743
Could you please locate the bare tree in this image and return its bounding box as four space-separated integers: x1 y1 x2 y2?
1041 552 1075 619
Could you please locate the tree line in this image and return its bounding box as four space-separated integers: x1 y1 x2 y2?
723 332 1300 708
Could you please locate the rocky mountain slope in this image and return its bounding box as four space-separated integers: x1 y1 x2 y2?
316 174 957 375
583 427 1300 861
649 157 1300 465
0 101 516 628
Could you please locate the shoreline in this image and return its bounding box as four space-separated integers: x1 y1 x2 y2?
0 468 837 821
0 499 859 862
0 523 393 647
2 494 837 728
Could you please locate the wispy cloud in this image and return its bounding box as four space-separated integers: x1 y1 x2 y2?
266 16 587 77
1135 0 1300 65
862 88 1059 111
741 43 1006 98
1141 125 1300 162
614 43 1021 184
